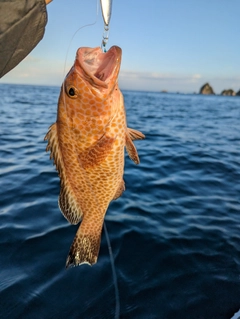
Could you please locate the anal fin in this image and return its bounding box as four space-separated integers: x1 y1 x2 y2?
113 180 125 200
59 182 82 225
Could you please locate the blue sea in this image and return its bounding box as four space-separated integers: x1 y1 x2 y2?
0 83 240 319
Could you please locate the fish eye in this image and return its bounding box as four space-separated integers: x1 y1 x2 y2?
69 88 75 96
66 85 78 99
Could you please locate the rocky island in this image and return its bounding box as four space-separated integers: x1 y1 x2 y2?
198 83 240 96
199 83 215 95
221 89 236 96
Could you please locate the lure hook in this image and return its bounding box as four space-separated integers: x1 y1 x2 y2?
100 0 113 52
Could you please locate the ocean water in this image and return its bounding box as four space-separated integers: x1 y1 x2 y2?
0 83 240 319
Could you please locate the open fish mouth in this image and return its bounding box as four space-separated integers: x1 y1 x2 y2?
75 46 122 89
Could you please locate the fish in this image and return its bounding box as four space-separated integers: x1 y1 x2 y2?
44 45 145 268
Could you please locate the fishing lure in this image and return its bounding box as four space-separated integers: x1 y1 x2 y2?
100 0 113 51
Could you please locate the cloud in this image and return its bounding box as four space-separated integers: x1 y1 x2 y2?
1 59 240 94
23 56 41 63
119 70 202 82
0 54 72 86
119 70 240 93
119 70 205 92
192 74 202 79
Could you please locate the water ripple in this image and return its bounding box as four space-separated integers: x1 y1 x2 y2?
1 85 240 318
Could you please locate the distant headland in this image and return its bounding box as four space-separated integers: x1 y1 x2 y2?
199 83 240 96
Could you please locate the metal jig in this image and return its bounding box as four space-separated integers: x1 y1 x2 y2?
100 0 113 52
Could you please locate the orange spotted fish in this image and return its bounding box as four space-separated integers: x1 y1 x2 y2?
44 46 144 267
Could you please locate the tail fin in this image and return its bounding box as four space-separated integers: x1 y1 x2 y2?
66 222 102 268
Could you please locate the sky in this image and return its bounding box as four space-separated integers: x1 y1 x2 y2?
1 0 240 93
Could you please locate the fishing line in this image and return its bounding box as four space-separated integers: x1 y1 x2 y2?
62 0 99 79
60 1 120 317
74 148 120 319
104 222 120 319
74 157 120 319
62 0 100 115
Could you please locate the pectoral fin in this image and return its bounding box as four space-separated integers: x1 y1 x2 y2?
128 128 145 141
125 131 140 164
78 134 115 169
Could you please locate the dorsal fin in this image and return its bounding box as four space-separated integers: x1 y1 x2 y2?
44 123 82 225
45 123 61 170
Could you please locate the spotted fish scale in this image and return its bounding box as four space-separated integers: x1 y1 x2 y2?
45 46 144 267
